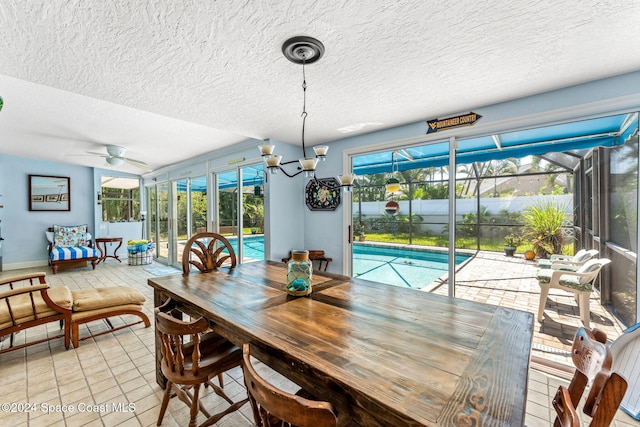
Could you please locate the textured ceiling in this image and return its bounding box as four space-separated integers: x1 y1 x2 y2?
1 0 639 173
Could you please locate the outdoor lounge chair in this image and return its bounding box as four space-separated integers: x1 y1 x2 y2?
536 258 611 326
537 249 599 270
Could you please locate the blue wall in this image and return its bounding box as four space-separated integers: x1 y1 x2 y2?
3 72 640 273
0 154 95 268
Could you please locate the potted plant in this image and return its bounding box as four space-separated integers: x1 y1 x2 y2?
504 234 522 257
522 201 567 258
356 222 366 242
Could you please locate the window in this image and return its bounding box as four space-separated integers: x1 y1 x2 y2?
101 177 141 221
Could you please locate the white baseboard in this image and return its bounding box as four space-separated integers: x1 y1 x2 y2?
2 260 49 271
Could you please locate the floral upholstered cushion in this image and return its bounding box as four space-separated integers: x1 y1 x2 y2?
558 275 593 291
53 224 88 247
536 270 595 292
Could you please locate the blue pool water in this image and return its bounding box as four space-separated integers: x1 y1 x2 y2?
226 235 265 260
225 236 469 290
353 244 470 289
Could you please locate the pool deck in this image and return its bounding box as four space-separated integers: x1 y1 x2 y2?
428 250 627 366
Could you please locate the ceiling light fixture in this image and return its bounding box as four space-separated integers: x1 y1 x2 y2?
259 36 355 191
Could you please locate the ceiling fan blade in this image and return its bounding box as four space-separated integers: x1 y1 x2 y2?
85 151 110 157
123 156 148 166
124 157 152 171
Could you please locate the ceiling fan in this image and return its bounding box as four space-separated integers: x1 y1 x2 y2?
85 145 150 171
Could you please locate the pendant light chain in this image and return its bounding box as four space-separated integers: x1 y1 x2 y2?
301 55 308 159
258 36 356 190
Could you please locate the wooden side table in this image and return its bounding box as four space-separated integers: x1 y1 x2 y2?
96 237 123 264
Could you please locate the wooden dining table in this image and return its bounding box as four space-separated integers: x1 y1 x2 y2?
147 260 534 427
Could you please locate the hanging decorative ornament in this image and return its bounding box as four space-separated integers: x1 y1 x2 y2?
385 200 399 215
385 178 400 193
385 151 400 193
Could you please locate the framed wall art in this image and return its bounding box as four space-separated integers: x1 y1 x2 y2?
28 174 70 211
305 177 341 211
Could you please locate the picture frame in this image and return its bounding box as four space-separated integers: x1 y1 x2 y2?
29 174 70 211
305 177 341 211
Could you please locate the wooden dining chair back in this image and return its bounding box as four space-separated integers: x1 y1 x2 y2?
610 323 640 420
553 386 580 427
155 299 247 427
558 327 610 413
182 232 237 274
241 343 338 427
554 327 628 427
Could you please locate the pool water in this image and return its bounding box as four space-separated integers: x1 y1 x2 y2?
353 244 470 289
226 235 266 261
225 236 469 290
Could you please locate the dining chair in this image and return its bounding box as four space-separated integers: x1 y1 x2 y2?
609 322 640 420
552 386 580 427
155 299 248 427
553 327 628 427
182 232 237 274
241 343 338 427
536 258 611 326
282 249 333 271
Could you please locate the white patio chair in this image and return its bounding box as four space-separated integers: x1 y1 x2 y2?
537 249 598 270
536 258 611 326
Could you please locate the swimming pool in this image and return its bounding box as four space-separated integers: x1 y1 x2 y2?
226 236 469 290
226 235 266 261
353 243 471 289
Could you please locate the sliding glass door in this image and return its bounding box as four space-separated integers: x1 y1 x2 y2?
171 176 207 267
214 164 264 263
147 182 169 263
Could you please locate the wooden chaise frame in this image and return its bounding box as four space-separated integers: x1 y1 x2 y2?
0 272 71 353
1 272 150 353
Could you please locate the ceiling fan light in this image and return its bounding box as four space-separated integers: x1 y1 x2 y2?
106 145 127 158
106 157 125 166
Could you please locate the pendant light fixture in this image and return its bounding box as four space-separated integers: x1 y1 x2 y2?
259 36 356 191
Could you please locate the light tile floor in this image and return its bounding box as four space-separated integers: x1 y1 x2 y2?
0 258 637 426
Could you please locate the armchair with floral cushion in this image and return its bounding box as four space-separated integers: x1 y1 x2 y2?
46 224 99 274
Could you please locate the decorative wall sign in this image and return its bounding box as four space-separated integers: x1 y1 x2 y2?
426 112 482 134
305 178 341 211
28 174 70 211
